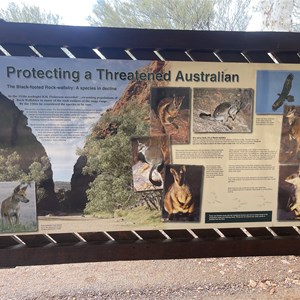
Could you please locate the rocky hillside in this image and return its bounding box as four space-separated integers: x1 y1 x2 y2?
0 92 58 213
93 60 168 136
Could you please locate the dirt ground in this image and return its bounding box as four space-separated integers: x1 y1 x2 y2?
0 256 300 299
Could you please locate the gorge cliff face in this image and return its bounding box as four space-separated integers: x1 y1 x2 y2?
69 61 168 212
0 92 58 213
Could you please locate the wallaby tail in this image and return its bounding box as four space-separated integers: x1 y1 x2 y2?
149 164 163 187
199 112 212 119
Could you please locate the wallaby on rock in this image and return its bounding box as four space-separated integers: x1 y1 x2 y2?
285 170 300 218
137 140 164 187
284 106 300 160
157 95 184 132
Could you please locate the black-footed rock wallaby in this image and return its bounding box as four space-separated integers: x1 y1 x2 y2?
285 106 300 159
157 95 184 132
285 171 300 217
137 141 164 187
164 165 194 220
199 98 242 125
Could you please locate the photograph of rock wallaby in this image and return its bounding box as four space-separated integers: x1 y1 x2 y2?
0 181 37 233
279 105 300 163
131 135 171 191
162 164 204 222
193 88 253 133
150 87 191 144
277 165 300 221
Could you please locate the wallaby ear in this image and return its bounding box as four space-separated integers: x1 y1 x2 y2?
170 167 180 183
170 168 177 176
181 165 186 172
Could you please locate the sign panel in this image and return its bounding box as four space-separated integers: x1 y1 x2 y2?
0 56 299 234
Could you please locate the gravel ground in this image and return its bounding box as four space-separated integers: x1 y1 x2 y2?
0 256 300 299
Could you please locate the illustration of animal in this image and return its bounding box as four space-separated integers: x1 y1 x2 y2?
1 184 30 228
137 141 164 187
284 106 300 159
272 73 294 111
157 95 184 132
163 165 194 220
199 98 242 127
285 171 300 218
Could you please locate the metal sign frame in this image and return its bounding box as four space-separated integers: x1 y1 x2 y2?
0 22 299 268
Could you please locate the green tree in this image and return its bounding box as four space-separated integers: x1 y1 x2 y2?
88 0 252 31
0 2 62 24
0 150 23 181
0 149 50 188
79 101 149 215
23 156 51 184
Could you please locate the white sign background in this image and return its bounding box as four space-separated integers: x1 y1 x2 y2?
0 57 149 181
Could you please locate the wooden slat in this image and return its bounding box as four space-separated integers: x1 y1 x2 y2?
1 24 300 54
2 44 38 56
78 232 111 243
270 226 300 237
192 228 221 239
158 49 191 61
1 237 300 268
34 45 68 58
130 48 159 60
107 231 139 241
163 229 194 240
188 50 220 62
215 51 248 62
48 233 81 244
135 230 166 240
0 236 20 248
16 234 51 247
218 228 248 238
99 47 131 59
243 51 274 63
272 51 300 63
245 227 274 237
67 47 100 59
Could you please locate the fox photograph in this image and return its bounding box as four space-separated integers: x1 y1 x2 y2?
279 105 300 163
131 135 171 191
162 164 204 222
193 88 253 133
150 87 191 144
0 181 37 233
277 165 300 221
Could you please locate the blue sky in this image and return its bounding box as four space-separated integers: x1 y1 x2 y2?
256 70 300 115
